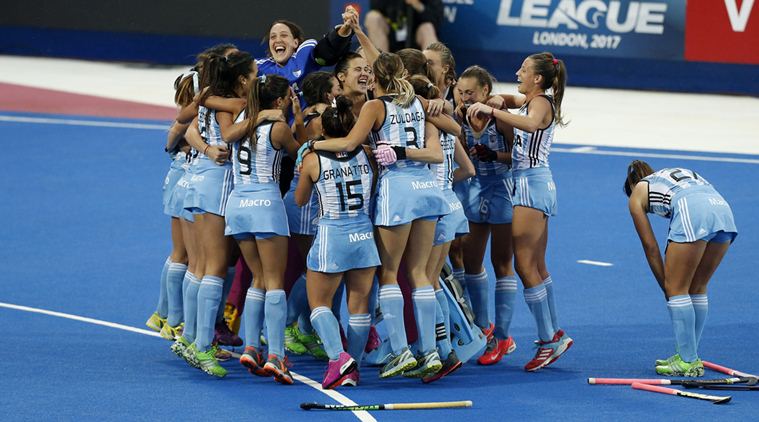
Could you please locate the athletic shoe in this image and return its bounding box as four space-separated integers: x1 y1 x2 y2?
223 303 240 333
211 344 232 362
196 347 228 378
240 346 268 377
379 347 417 378
264 354 294 385
403 350 443 378
524 330 573 372
182 342 201 369
364 325 381 354
655 355 704 377
655 354 679 367
214 321 243 347
322 352 358 389
145 312 165 332
159 322 184 341
170 335 191 359
284 324 308 355
297 331 328 360
478 336 517 365
422 350 463 384
340 369 359 387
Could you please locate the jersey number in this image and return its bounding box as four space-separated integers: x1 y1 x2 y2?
669 169 695 182
238 141 252 175
336 180 363 211
404 127 420 148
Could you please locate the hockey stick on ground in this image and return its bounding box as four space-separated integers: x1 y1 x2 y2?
301 400 473 411
681 383 759 391
631 382 731 404
588 376 755 386
702 361 758 379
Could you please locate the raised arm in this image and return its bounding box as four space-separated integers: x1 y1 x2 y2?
311 6 357 67
628 183 665 293
469 95 551 133
202 96 246 114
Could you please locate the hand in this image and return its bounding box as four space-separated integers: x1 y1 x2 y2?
374 143 397 166
486 95 505 111
466 102 493 121
206 145 230 165
473 143 498 162
295 141 314 169
347 10 361 33
340 6 358 36
427 98 445 117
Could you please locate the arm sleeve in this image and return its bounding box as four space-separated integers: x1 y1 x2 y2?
312 25 354 67
418 0 443 25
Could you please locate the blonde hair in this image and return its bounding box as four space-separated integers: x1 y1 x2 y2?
373 52 415 107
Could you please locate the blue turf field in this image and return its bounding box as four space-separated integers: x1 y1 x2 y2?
1 112 757 421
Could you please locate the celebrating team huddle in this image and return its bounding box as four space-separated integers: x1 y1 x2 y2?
145 6 737 390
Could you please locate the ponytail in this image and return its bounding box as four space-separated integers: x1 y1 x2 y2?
623 160 655 197
408 75 440 100
322 95 356 138
245 74 290 146
528 52 568 127
373 52 415 107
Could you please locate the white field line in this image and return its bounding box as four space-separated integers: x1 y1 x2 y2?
0 301 376 422
0 115 168 130
577 260 614 267
553 147 759 165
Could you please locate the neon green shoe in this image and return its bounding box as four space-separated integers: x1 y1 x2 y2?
196 347 228 378
145 312 165 332
284 324 308 355
655 354 679 367
182 342 201 369
170 335 191 359
160 322 183 341
297 330 328 360
655 355 704 377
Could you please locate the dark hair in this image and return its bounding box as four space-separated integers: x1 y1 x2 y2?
245 74 291 145
459 65 494 95
408 75 440 100
321 96 356 138
266 20 304 56
196 43 238 65
198 51 253 103
173 72 197 106
397 48 435 82
624 160 655 197
528 52 568 126
425 42 456 86
373 52 415 107
302 71 335 106
334 52 365 89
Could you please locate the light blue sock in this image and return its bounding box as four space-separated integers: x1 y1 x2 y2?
286 274 308 326
166 262 187 326
310 306 343 360
435 289 450 328
378 284 407 354
348 313 371 363
691 294 708 347
543 275 560 331
181 273 201 343
524 284 555 342
155 258 170 318
668 295 698 362
195 275 224 351
413 286 437 355
465 272 490 329
434 296 452 358
452 267 465 283
265 290 287 358
495 276 518 339
243 287 265 348
215 266 235 324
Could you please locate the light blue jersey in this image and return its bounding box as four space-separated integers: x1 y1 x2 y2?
232 114 284 186
197 105 227 161
462 119 510 176
313 148 373 220
432 131 456 191
512 95 555 170
369 96 427 176
643 168 711 218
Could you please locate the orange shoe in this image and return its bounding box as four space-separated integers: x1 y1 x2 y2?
477 336 517 365
264 354 294 385
240 346 267 377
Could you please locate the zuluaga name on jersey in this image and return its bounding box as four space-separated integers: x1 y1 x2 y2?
390 110 424 125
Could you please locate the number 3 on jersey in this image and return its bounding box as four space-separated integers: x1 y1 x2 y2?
336 180 363 211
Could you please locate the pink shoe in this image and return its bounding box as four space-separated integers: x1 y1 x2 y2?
322 352 357 389
364 325 381 354
340 369 359 387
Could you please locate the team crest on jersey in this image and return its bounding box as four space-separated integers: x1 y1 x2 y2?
292 70 302 78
